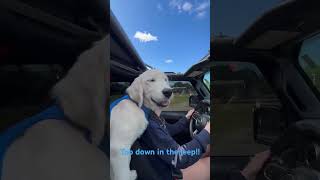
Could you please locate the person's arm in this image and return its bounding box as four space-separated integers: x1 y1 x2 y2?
240 150 270 180
166 109 194 136
146 121 210 169
166 116 189 136
228 150 271 180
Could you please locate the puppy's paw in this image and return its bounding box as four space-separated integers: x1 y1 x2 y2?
130 170 137 180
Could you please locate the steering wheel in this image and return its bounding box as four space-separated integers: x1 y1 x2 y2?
189 111 209 137
256 120 320 180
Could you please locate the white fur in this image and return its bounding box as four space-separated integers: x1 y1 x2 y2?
2 36 110 180
110 69 172 180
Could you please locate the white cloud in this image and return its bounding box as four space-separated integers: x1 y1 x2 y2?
195 1 209 19
169 0 209 18
182 2 193 12
165 59 173 64
134 31 158 42
169 0 183 12
195 1 209 12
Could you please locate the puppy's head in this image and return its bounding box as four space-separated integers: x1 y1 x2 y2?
126 69 173 111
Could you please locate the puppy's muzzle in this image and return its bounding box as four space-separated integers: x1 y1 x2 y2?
162 88 173 98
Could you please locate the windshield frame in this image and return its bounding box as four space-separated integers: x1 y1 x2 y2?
203 71 211 91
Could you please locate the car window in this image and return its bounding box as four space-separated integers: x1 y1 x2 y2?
164 81 197 112
213 62 281 156
110 82 130 102
203 71 210 90
298 33 320 92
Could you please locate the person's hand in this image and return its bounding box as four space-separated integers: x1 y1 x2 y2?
240 150 271 180
185 109 195 120
204 122 210 133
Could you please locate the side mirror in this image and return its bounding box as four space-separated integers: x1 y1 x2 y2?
189 95 200 108
253 105 285 145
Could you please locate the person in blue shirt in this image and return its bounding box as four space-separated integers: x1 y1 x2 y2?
132 107 270 180
133 108 210 180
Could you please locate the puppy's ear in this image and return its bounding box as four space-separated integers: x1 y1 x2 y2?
126 76 143 107
51 36 109 145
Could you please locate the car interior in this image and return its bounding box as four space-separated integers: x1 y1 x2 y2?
212 0 320 179
2 0 320 179
110 12 212 179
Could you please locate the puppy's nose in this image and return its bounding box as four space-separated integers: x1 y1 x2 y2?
162 88 173 98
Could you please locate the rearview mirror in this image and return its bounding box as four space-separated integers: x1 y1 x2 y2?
253 105 285 145
189 95 200 108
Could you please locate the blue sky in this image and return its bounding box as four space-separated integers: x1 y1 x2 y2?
111 0 210 73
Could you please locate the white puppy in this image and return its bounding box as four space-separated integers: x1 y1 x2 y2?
2 36 109 180
110 70 173 180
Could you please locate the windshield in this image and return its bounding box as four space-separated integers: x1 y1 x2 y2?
203 71 210 90
299 33 320 93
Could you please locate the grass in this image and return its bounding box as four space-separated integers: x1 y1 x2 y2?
167 94 188 106
165 94 191 111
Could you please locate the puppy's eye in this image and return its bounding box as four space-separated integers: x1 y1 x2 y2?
148 79 155 82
